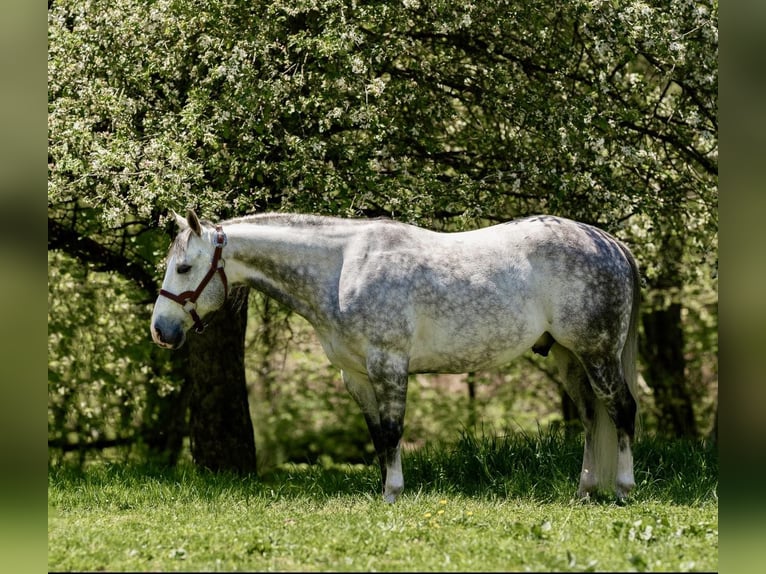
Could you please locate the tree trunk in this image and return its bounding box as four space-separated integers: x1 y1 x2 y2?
186 286 257 473
560 391 580 436
641 301 698 438
639 227 699 439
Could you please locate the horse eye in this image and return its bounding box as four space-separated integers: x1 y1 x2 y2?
176 263 192 274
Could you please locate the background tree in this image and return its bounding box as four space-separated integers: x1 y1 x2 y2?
48 0 717 467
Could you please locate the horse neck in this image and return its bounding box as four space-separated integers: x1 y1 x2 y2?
222 217 348 324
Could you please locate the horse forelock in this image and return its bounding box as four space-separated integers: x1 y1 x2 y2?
166 228 194 262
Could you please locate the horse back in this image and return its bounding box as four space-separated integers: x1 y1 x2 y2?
329 216 635 373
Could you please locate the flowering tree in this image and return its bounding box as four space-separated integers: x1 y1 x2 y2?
48 0 717 466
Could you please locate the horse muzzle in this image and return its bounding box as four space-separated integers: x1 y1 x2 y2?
150 318 187 350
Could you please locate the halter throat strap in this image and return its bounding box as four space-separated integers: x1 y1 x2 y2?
159 225 228 333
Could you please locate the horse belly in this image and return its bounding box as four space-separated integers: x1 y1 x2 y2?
408 311 543 373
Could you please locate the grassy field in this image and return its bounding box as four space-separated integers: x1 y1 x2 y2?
48 430 717 572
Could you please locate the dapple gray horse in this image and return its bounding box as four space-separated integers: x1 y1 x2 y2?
151 210 640 502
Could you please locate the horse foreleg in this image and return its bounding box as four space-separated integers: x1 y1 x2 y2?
376 416 403 503
342 370 388 487
365 351 409 503
343 366 407 502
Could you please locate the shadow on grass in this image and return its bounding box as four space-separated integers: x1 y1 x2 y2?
262 428 717 505
49 429 717 507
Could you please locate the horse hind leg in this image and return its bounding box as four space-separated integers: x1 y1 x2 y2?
551 344 600 498
580 353 638 501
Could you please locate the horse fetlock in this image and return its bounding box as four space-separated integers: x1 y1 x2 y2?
616 447 635 499
381 447 404 503
383 471 404 503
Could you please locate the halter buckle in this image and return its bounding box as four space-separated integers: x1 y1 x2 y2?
214 227 227 247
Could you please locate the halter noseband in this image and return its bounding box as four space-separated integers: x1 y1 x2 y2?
159 225 228 334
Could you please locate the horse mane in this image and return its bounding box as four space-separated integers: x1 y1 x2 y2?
166 213 402 261
224 212 391 228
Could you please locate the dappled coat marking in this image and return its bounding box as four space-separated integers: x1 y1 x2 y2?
151 211 641 502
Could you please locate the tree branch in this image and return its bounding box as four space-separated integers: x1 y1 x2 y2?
48 217 158 295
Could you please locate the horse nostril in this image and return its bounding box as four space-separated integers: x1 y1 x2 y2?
152 320 184 349
152 322 172 346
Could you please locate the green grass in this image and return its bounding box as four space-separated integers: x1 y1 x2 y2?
48 430 717 572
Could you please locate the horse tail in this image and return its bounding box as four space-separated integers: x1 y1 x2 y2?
619 240 642 437
591 239 641 491
592 392 618 490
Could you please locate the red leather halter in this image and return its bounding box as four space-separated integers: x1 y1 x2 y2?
158 225 228 333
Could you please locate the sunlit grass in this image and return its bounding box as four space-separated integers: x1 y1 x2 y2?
48 430 717 571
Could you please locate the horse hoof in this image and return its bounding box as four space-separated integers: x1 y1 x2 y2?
616 483 635 503
383 493 398 504
574 491 592 504
577 477 597 500
577 485 596 500
615 493 630 505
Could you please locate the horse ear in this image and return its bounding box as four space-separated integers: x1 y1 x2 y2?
186 209 202 236
172 210 188 230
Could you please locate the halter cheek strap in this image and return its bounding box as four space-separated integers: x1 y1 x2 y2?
159 225 228 334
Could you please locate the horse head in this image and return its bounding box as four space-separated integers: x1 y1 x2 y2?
150 210 228 349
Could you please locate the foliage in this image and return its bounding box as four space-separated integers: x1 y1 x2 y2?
48 0 717 243
48 0 718 460
47 251 171 457
48 430 717 572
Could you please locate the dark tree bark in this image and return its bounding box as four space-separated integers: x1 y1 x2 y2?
560 391 580 435
641 301 698 438
185 286 257 473
638 228 699 439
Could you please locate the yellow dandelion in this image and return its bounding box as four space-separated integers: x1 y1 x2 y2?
424 512 432 518
437 509 445 515
466 511 474 516
439 499 447 505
